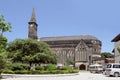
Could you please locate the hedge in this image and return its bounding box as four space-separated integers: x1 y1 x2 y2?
2 69 79 74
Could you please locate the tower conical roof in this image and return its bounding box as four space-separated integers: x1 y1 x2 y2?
29 8 36 23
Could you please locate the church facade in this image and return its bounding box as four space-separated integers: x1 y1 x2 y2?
28 9 102 70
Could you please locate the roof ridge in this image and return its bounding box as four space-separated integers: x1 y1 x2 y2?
40 35 99 41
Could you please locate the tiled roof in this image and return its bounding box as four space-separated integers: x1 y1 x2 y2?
39 35 99 41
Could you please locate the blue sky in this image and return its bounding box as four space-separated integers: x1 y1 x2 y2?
0 0 120 53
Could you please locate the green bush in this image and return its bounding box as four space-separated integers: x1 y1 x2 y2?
45 64 56 71
20 63 30 70
61 66 72 70
10 63 30 71
2 69 79 74
71 69 79 73
58 70 69 74
30 70 51 74
35 65 44 70
49 70 58 74
30 70 41 74
10 63 22 71
2 69 14 74
14 70 30 74
39 70 50 74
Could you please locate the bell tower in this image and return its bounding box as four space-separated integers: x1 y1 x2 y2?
28 8 38 39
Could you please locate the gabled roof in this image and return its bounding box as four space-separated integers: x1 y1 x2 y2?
111 34 120 42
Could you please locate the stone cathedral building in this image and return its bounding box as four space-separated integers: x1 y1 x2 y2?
28 9 102 70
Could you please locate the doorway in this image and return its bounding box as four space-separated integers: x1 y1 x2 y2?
79 64 86 70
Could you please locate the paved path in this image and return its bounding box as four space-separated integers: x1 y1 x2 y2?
1 71 120 80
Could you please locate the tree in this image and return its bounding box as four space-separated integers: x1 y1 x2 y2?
0 15 11 36
0 14 11 52
0 15 12 74
7 39 57 67
0 36 7 52
101 52 114 58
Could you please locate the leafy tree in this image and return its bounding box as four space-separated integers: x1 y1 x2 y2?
7 39 57 67
0 15 11 36
101 52 114 58
0 36 7 52
0 15 12 75
0 15 11 52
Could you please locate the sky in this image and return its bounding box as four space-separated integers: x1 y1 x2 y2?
0 0 120 53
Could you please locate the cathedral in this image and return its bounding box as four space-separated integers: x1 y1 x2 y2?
28 9 102 70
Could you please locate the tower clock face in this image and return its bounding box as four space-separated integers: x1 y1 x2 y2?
30 24 34 27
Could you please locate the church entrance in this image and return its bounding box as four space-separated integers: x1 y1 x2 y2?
79 64 86 70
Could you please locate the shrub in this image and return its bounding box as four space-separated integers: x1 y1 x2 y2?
58 70 69 74
61 66 72 70
20 63 30 70
45 64 56 71
30 70 41 74
35 65 44 70
71 69 79 73
49 70 58 74
10 63 22 71
2 69 79 74
30 70 51 74
2 69 14 74
14 70 30 74
10 63 30 71
39 70 50 74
